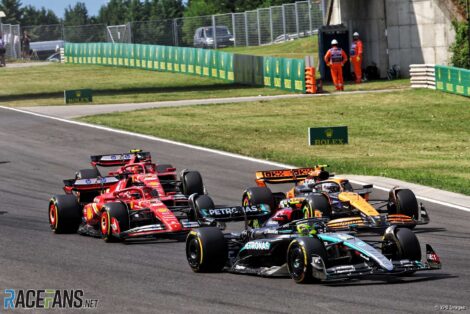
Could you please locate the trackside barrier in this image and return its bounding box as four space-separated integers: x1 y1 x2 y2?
64 42 306 93
435 65 470 97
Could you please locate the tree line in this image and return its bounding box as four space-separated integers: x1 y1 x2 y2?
0 0 300 27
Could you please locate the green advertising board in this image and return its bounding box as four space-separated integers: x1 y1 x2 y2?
64 89 93 104
64 42 305 93
435 65 470 97
308 127 348 145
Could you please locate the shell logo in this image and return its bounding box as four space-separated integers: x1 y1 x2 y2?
158 208 168 213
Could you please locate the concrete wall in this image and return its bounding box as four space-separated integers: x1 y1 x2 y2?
330 0 458 77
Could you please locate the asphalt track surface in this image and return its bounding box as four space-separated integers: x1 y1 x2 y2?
0 107 469 313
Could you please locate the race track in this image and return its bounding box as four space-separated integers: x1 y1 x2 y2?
0 107 468 313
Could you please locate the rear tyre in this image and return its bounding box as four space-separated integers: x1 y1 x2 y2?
242 187 275 213
49 195 82 234
287 237 327 284
181 170 204 196
186 227 227 272
100 202 129 242
301 194 332 219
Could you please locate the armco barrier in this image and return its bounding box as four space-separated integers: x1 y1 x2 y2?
435 65 470 97
64 42 305 93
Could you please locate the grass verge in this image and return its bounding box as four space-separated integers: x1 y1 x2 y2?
79 88 470 195
222 36 318 59
0 63 287 107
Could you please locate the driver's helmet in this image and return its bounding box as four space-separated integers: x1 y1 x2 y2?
322 183 339 193
296 223 317 236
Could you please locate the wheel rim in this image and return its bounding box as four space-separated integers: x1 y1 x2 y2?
186 237 201 268
101 212 110 237
288 245 305 280
49 203 57 229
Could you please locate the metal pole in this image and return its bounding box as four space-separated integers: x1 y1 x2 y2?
244 12 249 46
308 0 313 35
127 22 133 44
257 9 261 46
212 15 217 49
269 7 274 44
295 2 300 38
232 13 237 47
282 5 287 41
173 19 178 46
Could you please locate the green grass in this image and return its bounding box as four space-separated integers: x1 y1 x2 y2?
79 88 470 195
0 63 287 107
222 36 318 59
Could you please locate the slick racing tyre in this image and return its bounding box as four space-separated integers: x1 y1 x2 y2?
100 202 129 243
181 170 204 196
382 228 421 275
188 194 215 221
287 237 327 284
388 189 419 220
242 187 275 213
301 194 332 219
49 195 82 234
186 227 227 272
396 189 419 220
242 187 275 228
156 164 174 173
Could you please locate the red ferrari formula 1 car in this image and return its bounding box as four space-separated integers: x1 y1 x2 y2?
48 151 206 242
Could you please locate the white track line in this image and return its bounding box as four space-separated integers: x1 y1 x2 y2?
2 105 469 213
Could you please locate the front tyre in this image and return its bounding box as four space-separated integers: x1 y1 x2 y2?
287 237 327 284
186 227 227 272
100 202 129 242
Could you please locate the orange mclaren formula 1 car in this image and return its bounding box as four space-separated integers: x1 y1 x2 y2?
242 166 430 232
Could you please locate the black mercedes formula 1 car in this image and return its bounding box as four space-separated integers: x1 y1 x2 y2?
185 195 441 283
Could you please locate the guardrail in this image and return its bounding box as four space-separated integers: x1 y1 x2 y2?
64 42 306 93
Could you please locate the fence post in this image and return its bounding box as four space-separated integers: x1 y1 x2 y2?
308 0 313 35
295 2 300 38
282 5 287 41
269 7 274 44
61 23 65 42
173 19 178 46
244 12 249 46
127 22 133 43
257 9 261 46
232 13 237 47
212 15 217 49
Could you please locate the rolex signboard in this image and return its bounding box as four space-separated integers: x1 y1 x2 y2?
308 126 348 145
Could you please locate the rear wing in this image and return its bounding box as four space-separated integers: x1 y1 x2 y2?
90 151 152 167
198 204 271 222
63 176 119 192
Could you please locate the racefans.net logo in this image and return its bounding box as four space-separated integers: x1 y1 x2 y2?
3 289 99 310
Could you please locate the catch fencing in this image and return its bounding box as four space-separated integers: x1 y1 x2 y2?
0 23 21 58
21 0 322 49
64 42 306 93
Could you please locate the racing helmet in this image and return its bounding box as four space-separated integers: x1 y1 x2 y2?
322 183 339 193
